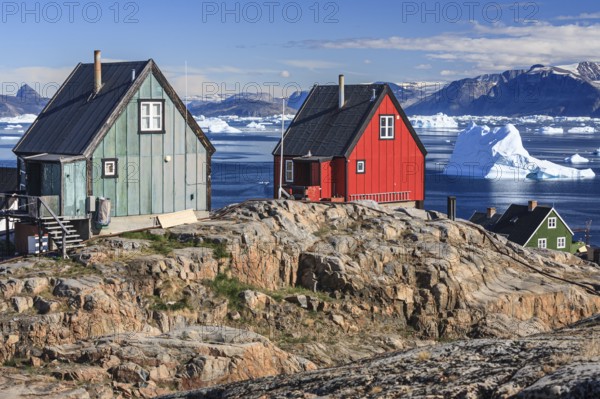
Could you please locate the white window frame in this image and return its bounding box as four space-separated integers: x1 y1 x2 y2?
285 160 294 183
537 238 547 249
557 237 566 249
380 115 395 139
139 100 164 132
548 217 557 229
102 158 118 179
356 160 365 174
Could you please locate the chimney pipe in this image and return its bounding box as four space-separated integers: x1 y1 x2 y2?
528 200 537 212
447 196 456 221
339 74 345 109
131 68 136 82
94 50 102 94
487 207 496 218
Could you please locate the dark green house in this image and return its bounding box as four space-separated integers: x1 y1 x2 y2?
470 201 578 253
11 51 215 248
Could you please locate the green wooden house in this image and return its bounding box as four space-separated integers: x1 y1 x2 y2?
11 51 215 249
470 201 578 253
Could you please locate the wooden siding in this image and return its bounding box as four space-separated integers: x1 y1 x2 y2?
347 94 425 202
92 73 208 217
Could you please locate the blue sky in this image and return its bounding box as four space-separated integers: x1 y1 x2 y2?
0 0 598 98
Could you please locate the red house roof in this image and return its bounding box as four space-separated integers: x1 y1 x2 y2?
273 83 427 158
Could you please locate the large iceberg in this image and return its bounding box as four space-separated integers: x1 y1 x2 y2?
0 114 37 124
409 113 458 129
444 123 595 180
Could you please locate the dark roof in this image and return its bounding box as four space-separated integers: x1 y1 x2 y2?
14 60 215 157
491 204 554 245
273 83 426 158
469 211 503 230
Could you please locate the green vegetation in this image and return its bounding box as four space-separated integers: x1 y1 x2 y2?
204 274 256 309
269 286 333 303
120 231 230 258
149 296 191 312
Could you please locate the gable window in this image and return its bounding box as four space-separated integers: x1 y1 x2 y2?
139 100 165 133
557 237 566 249
380 115 395 139
537 238 547 249
356 160 365 174
102 158 118 178
285 160 294 182
548 217 557 229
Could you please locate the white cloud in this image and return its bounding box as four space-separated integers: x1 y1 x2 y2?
415 64 432 70
364 59 372 64
0 66 72 97
280 70 291 78
281 59 340 71
293 23 600 75
556 12 600 21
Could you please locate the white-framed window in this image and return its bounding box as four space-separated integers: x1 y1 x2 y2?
102 158 118 179
356 160 365 174
538 238 547 249
285 160 294 182
139 100 164 132
548 217 557 229
557 237 566 249
380 115 395 139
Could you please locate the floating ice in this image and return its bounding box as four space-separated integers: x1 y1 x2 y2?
568 126 596 133
246 121 266 131
409 113 458 129
565 154 590 163
444 122 595 180
540 126 564 134
194 115 242 133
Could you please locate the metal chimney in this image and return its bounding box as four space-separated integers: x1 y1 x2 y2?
94 50 102 94
131 68 136 82
339 74 345 109
447 196 456 221
487 207 496 218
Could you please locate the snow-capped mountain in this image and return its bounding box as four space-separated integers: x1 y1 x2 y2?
406 62 600 117
0 84 49 118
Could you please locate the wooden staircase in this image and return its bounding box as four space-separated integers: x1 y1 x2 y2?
41 217 84 253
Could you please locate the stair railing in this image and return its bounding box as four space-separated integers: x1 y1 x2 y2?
37 197 69 259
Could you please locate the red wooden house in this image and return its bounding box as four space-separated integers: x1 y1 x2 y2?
273 75 427 208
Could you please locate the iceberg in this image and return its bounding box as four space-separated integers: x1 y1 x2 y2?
565 154 590 163
567 126 595 133
194 115 242 133
246 121 266 131
540 126 563 134
444 122 595 180
409 113 458 129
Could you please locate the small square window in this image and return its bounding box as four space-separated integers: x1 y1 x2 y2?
548 217 557 229
356 160 365 174
285 160 294 183
139 100 165 133
557 237 566 249
380 115 395 139
537 238 547 249
102 158 118 179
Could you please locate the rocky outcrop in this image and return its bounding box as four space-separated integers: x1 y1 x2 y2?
1 200 600 398
159 317 600 399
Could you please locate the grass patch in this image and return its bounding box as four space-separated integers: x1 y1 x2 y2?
149 296 191 312
199 242 230 259
204 274 256 309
